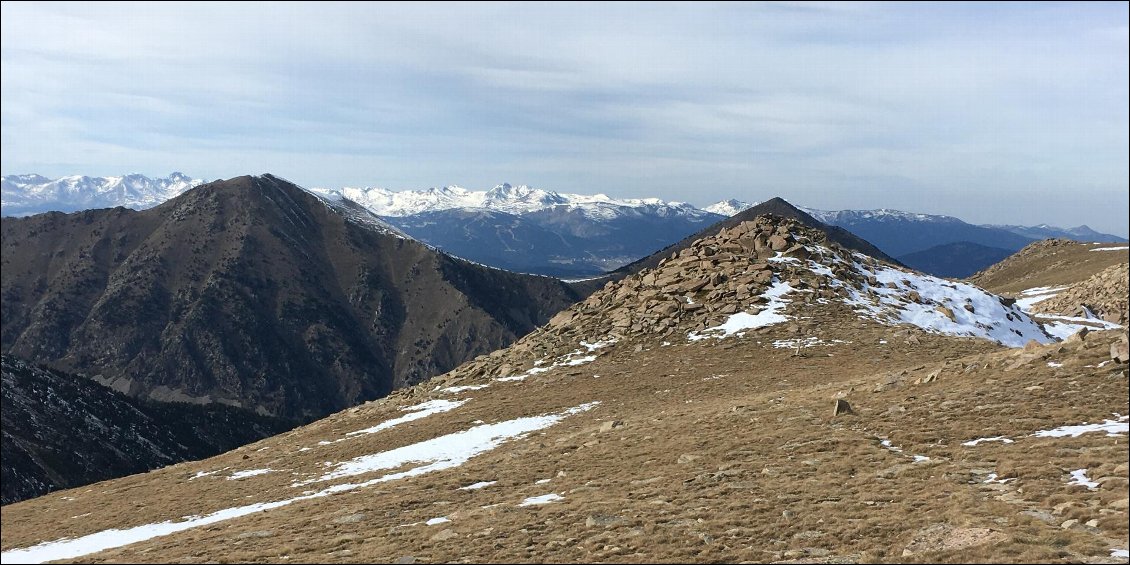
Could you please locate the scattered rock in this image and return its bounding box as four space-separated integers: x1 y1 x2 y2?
901 524 1008 556
333 513 367 524
236 530 274 539
935 305 956 322
1112 334 1129 364
832 399 854 417
430 529 459 542
585 514 624 528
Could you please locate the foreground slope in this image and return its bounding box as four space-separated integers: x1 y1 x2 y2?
4 216 1125 564
0 175 586 420
1 356 294 505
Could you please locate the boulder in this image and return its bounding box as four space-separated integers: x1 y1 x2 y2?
832 399 853 417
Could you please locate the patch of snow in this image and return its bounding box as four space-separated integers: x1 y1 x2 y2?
688 281 794 341
518 493 563 507
771 337 849 349
1090 246 1129 252
425 517 450 526
983 473 1017 484
842 258 1053 348
345 399 467 437
438 384 490 394
188 469 225 481
1068 469 1099 490
493 341 614 382
227 469 272 480
562 355 596 366
459 481 497 491
1014 286 1070 310
1032 416 1129 438
534 478 552 485
311 403 600 483
913 455 930 463
962 436 1015 446
1111 548 1129 558
1034 314 1121 341
880 439 903 453
0 402 599 564
1047 361 1063 368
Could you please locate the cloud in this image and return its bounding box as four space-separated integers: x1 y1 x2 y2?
1 2 1126 235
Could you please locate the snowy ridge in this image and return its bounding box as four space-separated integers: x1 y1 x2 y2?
324 182 711 220
798 206 961 225
1 173 202 216
703 199 755 216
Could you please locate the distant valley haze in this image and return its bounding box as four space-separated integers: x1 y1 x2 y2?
0 2 1126 237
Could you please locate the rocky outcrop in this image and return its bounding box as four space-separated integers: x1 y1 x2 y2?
1033 263 1129 326
422 215 1050 391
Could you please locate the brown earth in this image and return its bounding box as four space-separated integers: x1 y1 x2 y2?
2 218 1127 564
0 313 1125 564
970 239 1128 296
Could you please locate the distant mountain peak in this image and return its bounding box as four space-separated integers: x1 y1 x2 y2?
703 198 754 216
2 172 204 216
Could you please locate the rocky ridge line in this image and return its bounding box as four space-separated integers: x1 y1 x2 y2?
416 215 1050 394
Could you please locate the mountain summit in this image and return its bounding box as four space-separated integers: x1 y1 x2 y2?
0 175 587 420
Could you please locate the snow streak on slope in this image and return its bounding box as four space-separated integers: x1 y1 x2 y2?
0 402 599 564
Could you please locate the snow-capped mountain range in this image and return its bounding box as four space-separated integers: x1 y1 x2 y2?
321 183 712 221
1 173 202 216
3 174 1124 278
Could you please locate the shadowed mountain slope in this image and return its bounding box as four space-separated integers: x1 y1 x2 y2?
0 175 586 420
1 355 295 505
898 241 1015 279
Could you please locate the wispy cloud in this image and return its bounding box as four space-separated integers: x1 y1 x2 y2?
1 2 1126 234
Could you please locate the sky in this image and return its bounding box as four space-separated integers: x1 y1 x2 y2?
1 2 1127 236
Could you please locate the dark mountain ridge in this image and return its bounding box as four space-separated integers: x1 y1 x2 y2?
1 175 587 420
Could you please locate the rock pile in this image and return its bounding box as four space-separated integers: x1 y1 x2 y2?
422 215 860 387
421 214 1041 390
1033 263 1129 326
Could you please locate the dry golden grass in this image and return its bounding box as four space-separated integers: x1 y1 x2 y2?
971 240 1128 296
2 300 1127 563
